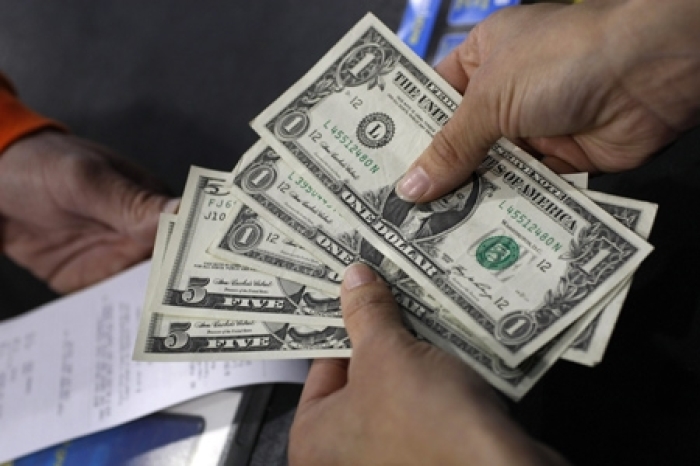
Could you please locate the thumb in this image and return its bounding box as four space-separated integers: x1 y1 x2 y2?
341 263 411 349
395 73 501 203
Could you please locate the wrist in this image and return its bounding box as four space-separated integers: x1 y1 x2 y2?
604 0 700 131
439 398 570 466
0 85 67 156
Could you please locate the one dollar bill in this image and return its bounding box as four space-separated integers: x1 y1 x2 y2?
251 13 653 366
149 166 343 326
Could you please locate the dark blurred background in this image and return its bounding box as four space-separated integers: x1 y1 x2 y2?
1 2 699 465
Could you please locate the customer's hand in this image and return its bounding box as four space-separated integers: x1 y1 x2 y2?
397 0 700 202
289 263 569 466
0 131 176 293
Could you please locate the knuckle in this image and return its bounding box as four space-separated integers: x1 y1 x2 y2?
59 151 105 179
429 127 469 172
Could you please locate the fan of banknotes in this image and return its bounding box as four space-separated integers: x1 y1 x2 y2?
133 13 656 400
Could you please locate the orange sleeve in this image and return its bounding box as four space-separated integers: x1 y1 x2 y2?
0 73 67 154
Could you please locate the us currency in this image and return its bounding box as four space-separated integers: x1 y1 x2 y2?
226 141 655 368
224 145 652 374
216 142 498 349
560 173 588 190
216 141 656 378
399 189 651 399
212 146 652 397
215 141 448 335
210 194 342 295
142 191 646 396
251 13 653 366
561 191 657 366
210 159 342 295
152 211 537 394
392 279 560 400
425 191 657 378
149 166 343 326
390 243 628 400
134 214 350 361
136 311 351 362
209 148 563 394
218 142 588 285
217 140 366 276
141 213 557 396
413 252 635 399
209 164 342 295
141 213 177 313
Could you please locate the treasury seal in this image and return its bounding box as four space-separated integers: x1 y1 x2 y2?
476 235 520 270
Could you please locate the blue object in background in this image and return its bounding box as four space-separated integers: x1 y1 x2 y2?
397 0 443 58
8 413 204 466
447 0 520 26
431 32 469 66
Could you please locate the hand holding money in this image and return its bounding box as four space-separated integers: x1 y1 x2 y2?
400 0 700 203
250 14 653 367
127 3 700 465
135 13 657 402
290 263 570 466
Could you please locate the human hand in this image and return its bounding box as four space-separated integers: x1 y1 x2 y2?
397 0 700 202
0 131 176 293
289 263 568 466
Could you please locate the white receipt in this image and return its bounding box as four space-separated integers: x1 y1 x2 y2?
0 262 308 462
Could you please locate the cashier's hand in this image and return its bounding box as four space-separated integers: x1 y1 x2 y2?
0 131 177 293
396 0 700 202
289 263 569 466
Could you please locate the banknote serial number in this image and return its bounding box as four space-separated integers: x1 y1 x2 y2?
282 172 335 210
306 120 380 175
499 201 563 252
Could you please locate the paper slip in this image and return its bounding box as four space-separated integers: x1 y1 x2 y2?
0 262 307 463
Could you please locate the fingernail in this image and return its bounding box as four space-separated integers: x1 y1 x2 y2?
163 198 180 214
396 166 430 202
343 263 376 290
